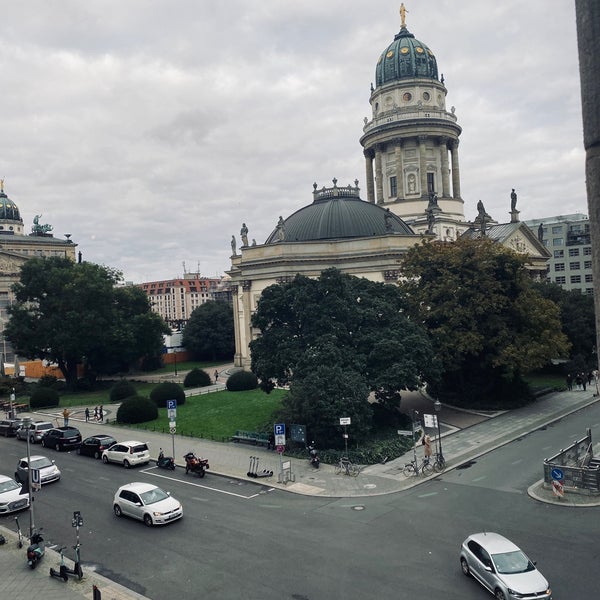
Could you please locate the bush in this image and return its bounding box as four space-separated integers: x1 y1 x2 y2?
150 381 186 407
183 368 212 388
38 375 58 388
226 370 258 391
109 380 137 403
116 395 158 424
29 387 60 409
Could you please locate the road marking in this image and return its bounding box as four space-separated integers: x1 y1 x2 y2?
417 492 438 498
472 476 487 482
510 459 523 465
141 468 262 499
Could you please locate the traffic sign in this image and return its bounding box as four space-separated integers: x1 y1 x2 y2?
274 423 285 436
31 468 41 491
551 467 564 481
167 408 177 421
424 413 438 428
169 426 177 434
552 479 564 498
275 434 285 446
276 445 285 453
167 399 177 410
340 417 351 425
169 421 176 429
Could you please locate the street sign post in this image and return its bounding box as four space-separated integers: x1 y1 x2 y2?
167 400 177 457
552 479 564 498
339 417 351 455
30 468 41 492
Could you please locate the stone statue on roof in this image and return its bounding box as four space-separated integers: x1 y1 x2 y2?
511 188 517 212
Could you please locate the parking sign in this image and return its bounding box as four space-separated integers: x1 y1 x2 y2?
274 423 285 436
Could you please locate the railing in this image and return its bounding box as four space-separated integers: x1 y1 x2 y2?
363 108 458 134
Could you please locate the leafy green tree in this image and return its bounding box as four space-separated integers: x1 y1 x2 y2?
5 257 169 388
182 300 234 361
399 238 571 406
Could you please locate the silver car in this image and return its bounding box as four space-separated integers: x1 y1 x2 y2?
460 532 552 600
113 482 183 526
15 455 61 486
16 421 53 443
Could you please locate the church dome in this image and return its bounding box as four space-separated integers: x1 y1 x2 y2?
375 26 438 86
265 180 415 244
0 186 23 222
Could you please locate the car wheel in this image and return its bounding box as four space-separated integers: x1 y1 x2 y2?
143 514 153 527
54 442 60 451
76 447 81 455
494 590 506 600
460 558 470 576
102 455 109 464
123 460 131 469
41 439 47 447
113 504 122 517
29 435 35 444
94 451 100 459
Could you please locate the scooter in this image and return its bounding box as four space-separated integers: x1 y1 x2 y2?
49 543 83 581
27 528 45 569
157 448 175 470
308 442 320 469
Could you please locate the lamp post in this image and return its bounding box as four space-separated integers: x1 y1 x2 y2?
434 399 443 461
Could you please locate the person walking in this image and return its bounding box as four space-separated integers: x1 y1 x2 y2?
99 405 104 423
94 406 99 421
85 407 90 422
214 369 219 382
566 373 573 391
63 408 71 427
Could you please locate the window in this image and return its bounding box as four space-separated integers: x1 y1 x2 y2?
555 276 566 284
427 173 435 194
584 247 592 256
551 225 563 234
553 238 563 246
554 263 565 272
389 176 397 197
569 248 580 257
586 288 594 295
585 260 592 269
570 275 581 284
553 250 564 258
585 274 593 283
569 262 580 270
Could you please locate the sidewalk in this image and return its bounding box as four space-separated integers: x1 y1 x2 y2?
2 387 599 599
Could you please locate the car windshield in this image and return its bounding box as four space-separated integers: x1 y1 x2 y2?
492 550 535 574
38 424 52 431
63 430 79 438
132 444 148 453
0 479 19 493
139 487 169 505
29 457 53 469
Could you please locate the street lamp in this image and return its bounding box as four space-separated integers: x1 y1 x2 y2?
434 399 443 461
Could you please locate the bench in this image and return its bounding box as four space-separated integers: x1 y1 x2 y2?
231 430 271 446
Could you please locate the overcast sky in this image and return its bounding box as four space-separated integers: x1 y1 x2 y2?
1 1 585 283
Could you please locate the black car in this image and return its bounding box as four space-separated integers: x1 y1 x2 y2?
77 434 118 459
0 419 25 437
41 427 82 451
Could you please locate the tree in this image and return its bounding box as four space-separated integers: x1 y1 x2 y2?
182 300 234 361
399 238 571 406
5 257 169 388
250 269 437 440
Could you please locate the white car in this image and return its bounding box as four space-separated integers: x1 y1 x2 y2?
0 474 30 513
460 532 552 599
113 482 183 526
102 441 150 468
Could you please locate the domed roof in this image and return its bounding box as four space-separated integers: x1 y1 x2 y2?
265 180 415 244
0 184 22 222
375 26 438 86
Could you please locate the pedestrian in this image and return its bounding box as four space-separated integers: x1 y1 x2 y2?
575 373 583 391
63 407 70 427
214 369 219 382
581 374 587 392
85 407 90 422
566 373 573 391
94 406 99 421
268 432 275 450
421 433 432 460
99 405 104 423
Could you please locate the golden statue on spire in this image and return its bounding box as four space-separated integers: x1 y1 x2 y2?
0 178 4 193
400 3 408 28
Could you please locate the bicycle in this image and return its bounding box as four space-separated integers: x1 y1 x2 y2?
402 456 434 477
334 457 360 477
432 452 446 473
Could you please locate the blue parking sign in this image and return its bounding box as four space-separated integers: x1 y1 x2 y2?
167 399 177 410
274 423 285 436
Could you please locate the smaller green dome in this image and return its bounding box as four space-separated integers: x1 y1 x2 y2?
0 189 22 222
376 27 438 86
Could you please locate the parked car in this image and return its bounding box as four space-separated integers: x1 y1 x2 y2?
0 418 25 437
460 532 552 599
77 434 117 459
0 474 30 513
113 482 182 526
41 426 82 451
16 421 53 443
102 441 150 468
15 455 61 485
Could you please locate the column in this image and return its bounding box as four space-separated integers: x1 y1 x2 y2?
231 286 243 367
440 137 450 198
395 141 404 199
364 152 375 203
451 140 461 199
418 136 428 196
375 147 384 204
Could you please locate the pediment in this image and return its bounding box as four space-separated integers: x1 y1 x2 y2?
0 251 28 276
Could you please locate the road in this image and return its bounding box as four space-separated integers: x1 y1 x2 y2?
2 404 600 599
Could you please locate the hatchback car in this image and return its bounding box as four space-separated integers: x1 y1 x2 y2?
77 434 118 459
0 418 25 437
41 426 82 451
16 421 53 443
15 455 61 485
102 441 150 468
460 532 552 599
113 482 182 526
0 474 30 513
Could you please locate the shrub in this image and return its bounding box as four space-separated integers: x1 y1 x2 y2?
29 387 60 409
183 368 211 388
116 395 158 424
226 370 258 391
38 375 58 388
109 380 137 403
150 381 186 407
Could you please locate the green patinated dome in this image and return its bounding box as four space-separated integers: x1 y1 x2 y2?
265 180 415 243
375 27 438 86
0 189 22 222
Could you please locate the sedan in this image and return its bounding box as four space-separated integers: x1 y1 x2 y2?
113 482 183 526
77 434 117 459
0 474 30 513
460 532 552 599
15 456 61 486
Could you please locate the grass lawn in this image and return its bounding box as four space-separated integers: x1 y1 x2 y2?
524 372 567 392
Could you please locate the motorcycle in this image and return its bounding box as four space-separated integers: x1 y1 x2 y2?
157 448 175 470
27 529 45 569
308 442 320 469
183 452 209 478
